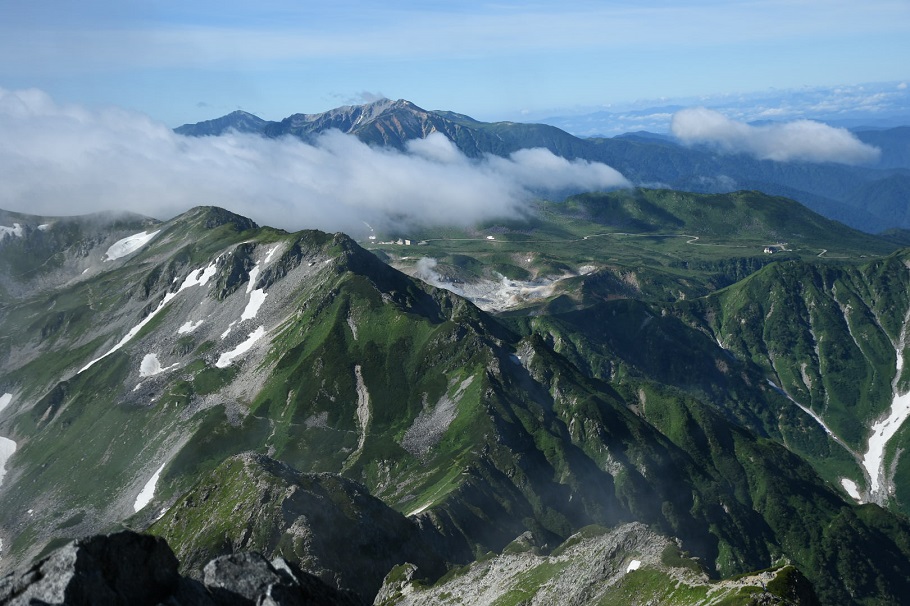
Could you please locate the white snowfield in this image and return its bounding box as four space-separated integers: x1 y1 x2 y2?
241 289 268 322
626 560 642 573
133 462 166 512
103 230 161 261
841 478 862 502
240 263 268 321
407 502 431 517
177 320 203 334
0 437 16 489
246 264 260 294
0 223 23 239
0 393 20 488
80 258 220 373
0 393 12 415
862 309 910 496
216 326 266 368
139 353 178 378
862 387 910 494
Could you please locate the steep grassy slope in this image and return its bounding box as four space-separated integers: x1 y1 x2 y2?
2 205 910 604
672 252 910 514
149 453 446 602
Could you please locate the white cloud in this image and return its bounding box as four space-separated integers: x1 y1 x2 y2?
0 88 629 233
670 107 881 164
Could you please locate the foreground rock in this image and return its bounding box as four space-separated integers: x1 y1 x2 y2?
0 530 359 605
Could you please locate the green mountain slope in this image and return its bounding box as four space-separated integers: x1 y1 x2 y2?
671 252 910 512
2 205 910 604
379 188 897 312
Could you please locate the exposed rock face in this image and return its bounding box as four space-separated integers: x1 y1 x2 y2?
150 453 447 603
0 531 359 606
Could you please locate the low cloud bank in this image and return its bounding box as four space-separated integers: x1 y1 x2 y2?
0 88 629 233
670 107 880 165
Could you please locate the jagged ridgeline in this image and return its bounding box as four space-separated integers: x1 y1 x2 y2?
1 204 910 604
175 99 910 234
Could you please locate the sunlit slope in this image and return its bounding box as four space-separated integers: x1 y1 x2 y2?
673 252 910 513
1 206 910 604
380 188 897 310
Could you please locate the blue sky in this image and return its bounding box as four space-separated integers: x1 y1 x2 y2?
1 0 908 126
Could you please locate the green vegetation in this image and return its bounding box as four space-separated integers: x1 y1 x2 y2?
2 194 910 605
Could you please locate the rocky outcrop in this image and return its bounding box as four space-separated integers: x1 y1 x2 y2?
0 531 359 605
375 522 820 606
149 453 447 603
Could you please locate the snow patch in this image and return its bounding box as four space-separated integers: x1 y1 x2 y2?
221 320 237 340
0 393 12 415
862 391 910 494
177 320 203 334
103 230 160 261
0 223 23 239
862 306 910 496
37 223 50 231
626 559 642 573
241 289 267 322
215 326 266 368
139 353 178 377
0 437 16 489
841 478 863 502
179 259 219 290
133 462 166 513
246 264 260 294
81 291 178 372
407 502 431 517
80 258 221 373
264 245 279 264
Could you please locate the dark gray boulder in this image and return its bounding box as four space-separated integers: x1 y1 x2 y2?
0 531 179 605
0 531 361 606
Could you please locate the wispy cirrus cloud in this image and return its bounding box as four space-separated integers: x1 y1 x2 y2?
3 2 908 75
0 87 629 233
670 107 881 164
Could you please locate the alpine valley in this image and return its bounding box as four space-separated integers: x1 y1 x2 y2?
2 100 910 606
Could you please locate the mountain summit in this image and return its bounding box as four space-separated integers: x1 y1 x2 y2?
177 98 585 157
176 100 910 233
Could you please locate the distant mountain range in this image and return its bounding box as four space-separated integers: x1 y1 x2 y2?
176 100 910 234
